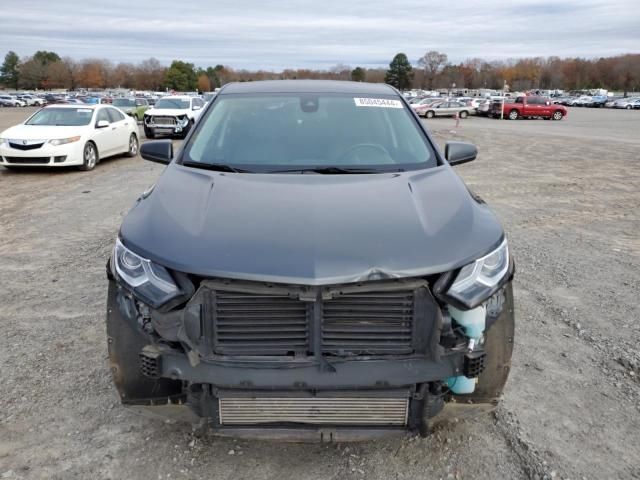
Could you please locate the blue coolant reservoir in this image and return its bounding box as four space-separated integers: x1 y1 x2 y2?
446 304 487 394
448 304 486 340
447 375 477 394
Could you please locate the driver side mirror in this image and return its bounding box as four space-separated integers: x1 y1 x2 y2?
140 140 173 165
96 120 109 129
445 141 477 166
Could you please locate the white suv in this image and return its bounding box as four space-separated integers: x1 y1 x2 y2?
17 94 45 106
0 95 26 107
142 96 205 138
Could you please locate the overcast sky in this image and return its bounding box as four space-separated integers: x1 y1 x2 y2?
1 0 639 70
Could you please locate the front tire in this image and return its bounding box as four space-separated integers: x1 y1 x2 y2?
459 110 468 119
126 133 139 157
426 110 435 119
508 109 519 120
78 142 98 171
626 105 632 110
552 110 564 121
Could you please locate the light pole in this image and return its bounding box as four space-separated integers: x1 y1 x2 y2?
501 80 507 120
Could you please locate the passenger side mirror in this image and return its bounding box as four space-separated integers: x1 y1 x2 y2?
445 141 477 166
140 140 173 165
96 120 109 128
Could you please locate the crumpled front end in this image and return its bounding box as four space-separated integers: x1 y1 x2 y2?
143 113 190 135
106 262 514 441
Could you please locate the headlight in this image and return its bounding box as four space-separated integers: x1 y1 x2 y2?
112 238 182 308
0 138 7 147
49 136 81 146
447 238 510 307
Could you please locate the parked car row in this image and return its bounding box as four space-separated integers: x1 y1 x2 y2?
552 95 640 109
413 93 640 120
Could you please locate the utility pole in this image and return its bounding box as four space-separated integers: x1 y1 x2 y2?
500 80 506 120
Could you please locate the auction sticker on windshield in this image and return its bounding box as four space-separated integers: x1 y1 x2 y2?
354 98 403 108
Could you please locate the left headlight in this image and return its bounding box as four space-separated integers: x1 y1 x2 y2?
49 136 81 146
447 238 510 308
0 138 7 147
111 238 182 308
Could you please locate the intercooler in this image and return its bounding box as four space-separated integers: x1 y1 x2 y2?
218 396 409 426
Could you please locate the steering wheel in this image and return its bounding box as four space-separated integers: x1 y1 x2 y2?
338 143 392 165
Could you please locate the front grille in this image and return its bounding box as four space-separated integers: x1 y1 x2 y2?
322 292 413 355
218 396 408 426
9 142 44 150
200 280 431 358
214 292 309 355
151 116 176 125
5 156 50 164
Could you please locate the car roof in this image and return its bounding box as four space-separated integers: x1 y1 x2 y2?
220 80 397 95
43 104 97 109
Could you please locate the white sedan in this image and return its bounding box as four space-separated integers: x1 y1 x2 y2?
0 104 140 171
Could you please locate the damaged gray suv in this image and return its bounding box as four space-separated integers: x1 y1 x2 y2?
106 80 515 440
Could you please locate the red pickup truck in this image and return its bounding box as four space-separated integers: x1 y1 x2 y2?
492 96 567 120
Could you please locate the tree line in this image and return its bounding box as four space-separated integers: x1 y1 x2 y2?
1 50 639 93
384 51 640 93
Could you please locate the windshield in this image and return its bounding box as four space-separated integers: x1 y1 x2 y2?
183 93 436 173
113 99 135 107
25 108 94 126
155 98 190 109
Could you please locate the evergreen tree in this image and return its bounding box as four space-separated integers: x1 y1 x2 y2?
385 53 413 90
1 51 20 89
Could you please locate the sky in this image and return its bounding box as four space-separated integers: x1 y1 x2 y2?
1 0 639 70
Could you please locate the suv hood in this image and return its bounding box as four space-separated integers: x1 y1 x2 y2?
120 164 504 285
145 107 189 116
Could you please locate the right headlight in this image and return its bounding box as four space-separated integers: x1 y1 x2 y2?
111 238 182 308
447 238 510 308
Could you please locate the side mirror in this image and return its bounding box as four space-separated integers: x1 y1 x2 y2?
140 140 173 165
96 120 109 128
445 141 477 166
192 105 201 111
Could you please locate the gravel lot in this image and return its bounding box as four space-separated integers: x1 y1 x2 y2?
1 106 639 480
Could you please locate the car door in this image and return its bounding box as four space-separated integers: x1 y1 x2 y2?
191 97 204 121
539 98 552 116
91 107 119 156
433 102 446 117
135 98 148 117
526 97 543 116
106 107 131 153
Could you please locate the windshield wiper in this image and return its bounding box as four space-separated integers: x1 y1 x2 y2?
270 166 393 174
181 161 250 173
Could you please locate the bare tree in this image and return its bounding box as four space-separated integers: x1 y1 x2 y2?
418 51 448 89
